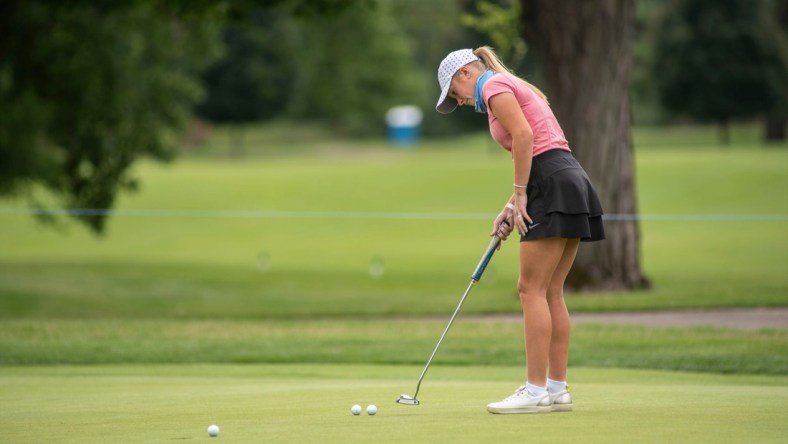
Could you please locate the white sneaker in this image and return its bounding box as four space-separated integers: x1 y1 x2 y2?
487 385 551 414
548 389 573 412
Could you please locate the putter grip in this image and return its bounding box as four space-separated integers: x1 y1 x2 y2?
471 222 507 282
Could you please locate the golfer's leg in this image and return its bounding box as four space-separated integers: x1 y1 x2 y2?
546 238 580 382
519 238 568 387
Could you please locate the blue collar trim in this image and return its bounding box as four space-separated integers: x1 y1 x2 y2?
474 70 496 114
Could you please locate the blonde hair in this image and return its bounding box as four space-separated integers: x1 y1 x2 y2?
473 46 548 103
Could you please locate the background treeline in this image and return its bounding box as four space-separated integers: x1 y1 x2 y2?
192 0 787 139
1 0 786 234
193 0 496 138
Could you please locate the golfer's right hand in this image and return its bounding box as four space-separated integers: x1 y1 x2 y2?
492 210 514 245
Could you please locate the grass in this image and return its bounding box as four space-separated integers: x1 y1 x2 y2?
1 364 787 443
0 318 786 374
1 126 787 317
1 123 786 442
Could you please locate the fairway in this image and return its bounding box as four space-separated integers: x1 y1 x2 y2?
2 133 787 317
1 364 786 443
1 125 787 443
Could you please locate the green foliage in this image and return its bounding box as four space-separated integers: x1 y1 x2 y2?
285 1 422 135
632 0 670 124
194 1 422 136
0 1 221 233
651 0 788 132
387 0 491 136
195 9 297 124
460 0 527 69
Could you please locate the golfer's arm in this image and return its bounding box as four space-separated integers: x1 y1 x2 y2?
511 136 532 198
489 93 533 194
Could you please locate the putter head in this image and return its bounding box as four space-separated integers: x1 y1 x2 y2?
396 394 419 405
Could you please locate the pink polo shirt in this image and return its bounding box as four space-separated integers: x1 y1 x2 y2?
482 73 570 156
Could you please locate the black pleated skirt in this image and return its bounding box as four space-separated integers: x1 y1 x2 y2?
521 149 605 242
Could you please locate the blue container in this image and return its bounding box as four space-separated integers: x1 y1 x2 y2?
386 105 423 147
389 125 420 145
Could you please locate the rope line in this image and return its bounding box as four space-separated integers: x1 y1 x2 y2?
1 207 786 222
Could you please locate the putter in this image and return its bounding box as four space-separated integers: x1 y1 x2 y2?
396 222 508 406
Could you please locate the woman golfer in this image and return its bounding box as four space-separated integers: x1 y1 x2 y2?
436 47 605 414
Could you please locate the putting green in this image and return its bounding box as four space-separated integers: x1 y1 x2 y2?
1 364 786 443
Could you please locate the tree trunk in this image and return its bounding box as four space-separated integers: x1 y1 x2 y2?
520 0 649 291
764 0 788 143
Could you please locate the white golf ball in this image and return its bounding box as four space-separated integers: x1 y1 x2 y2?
351 404 362 415
366 404 377 415
207 424 220 437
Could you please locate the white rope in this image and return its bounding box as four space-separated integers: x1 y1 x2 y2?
1 207 786 222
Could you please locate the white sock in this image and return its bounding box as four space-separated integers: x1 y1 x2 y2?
547 378 567 393
525 382 547 396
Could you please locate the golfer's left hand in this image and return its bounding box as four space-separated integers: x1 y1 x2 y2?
492 210 514 240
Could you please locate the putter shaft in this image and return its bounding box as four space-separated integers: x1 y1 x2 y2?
399 229 504 405
409 279 476 401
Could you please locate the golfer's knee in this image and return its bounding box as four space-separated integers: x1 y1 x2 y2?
518 279 547 304
546 284 564 303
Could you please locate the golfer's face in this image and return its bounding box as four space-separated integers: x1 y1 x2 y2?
448 69 475 108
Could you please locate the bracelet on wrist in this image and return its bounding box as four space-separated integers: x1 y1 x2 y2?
514 184 527 189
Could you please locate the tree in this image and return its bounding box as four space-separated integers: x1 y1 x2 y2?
0 0 370 233
764 0 788 142
0 1 221 233
520 0 650 291
193 1 420 138
390 0 493 136
195 8 298 155
285 1 422 135
651 0 788 144
460 0 528 68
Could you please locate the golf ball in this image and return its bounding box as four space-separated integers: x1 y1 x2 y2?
367 404 377 415
207 424 220 437
351 404 362 415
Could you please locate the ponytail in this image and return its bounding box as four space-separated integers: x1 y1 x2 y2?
473 46 549 103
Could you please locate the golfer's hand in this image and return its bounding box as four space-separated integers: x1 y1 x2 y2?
513 194 532 237
491 208 515 250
